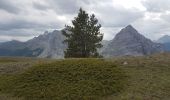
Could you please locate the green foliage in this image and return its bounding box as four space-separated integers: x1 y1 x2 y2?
0 59 126 100
62 8 103 58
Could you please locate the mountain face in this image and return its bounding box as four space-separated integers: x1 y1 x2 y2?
156 35 170 51
0 30 66 58
102 25 164 57
26 30 66 58
162 43 170 51
157 35 170 43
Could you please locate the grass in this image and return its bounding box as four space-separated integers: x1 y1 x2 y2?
105 53 170 100
0 58 18 63
0 53 170 100
0 59 126 100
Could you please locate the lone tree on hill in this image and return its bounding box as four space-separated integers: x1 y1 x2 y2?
62 8 103 58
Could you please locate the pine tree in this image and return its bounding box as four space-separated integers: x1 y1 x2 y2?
62 8 103 58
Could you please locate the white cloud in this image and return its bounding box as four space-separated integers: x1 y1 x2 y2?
0 0 170 42
142 0 170 12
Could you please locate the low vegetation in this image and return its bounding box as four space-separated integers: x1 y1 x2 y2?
106 53 170 100
0 53 170 100
0 59 126 100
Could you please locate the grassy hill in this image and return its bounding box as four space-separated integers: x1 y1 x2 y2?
0 53 170 100
0 58 126 100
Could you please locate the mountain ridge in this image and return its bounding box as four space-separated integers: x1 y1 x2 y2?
0 30 66 58
0 25 165 58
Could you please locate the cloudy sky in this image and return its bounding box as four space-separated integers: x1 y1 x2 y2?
0 0 170 42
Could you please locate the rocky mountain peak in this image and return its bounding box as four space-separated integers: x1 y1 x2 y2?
124 24 135 30
120 25 137 34
112 25 145 45
102 25 164 57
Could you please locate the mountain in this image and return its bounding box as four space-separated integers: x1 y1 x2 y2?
26 30 66 58
0 30 66 58
102 25 164 57
0 40 37 57
156 35 170 51
0 25 165 58
157 35 170 43
98 40 110 53
162 43 170 51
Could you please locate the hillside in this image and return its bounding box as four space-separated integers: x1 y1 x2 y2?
0 53 170 100
0 58 126 100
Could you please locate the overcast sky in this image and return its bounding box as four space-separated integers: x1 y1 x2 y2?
0 0 170 42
